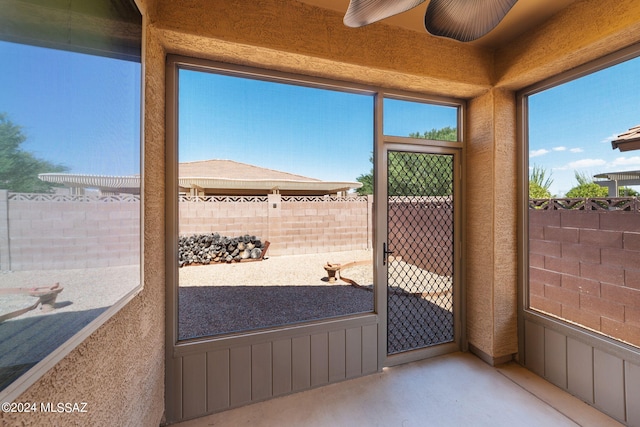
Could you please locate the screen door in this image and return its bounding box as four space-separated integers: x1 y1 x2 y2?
384 148 458 357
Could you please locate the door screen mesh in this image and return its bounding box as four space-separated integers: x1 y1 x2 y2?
387 151 454 354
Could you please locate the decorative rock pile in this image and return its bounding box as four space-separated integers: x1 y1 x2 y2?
179 233 266 267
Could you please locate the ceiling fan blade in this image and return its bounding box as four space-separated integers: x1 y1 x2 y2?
425 0 519 42
344 0 425 28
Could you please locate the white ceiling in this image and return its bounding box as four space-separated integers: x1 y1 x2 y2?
297 0 580 48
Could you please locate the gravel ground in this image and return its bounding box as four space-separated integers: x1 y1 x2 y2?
0 249 454 384
179 250 374 288
179 250 375 339
0 265 140 390
0 266 140 319
178 250 453 342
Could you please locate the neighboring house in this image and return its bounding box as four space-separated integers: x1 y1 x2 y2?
178 159 361 196
38 159 361 196
611 124 640 152
596 125 640 196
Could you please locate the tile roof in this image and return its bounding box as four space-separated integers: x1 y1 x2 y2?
612 124 640 151
178 159 321 182
616 124 640 141
40 159 361 195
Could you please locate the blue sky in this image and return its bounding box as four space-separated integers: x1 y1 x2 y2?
2 39 639 193
528 56 640 196
0 41 140 176
178 70 457 183
178 70 373 182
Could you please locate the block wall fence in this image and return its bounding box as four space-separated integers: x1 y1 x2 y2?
178 194 374 256
529 205 640 347
1 192 455 271
0 190 140 271
388 199 453 276
11 186 640 351
0 192 376 271
178 195 454 264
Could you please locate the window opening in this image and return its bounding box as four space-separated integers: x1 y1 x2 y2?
526 53 640 348
176 66 375 340
0 2 142 395
383 97 459 141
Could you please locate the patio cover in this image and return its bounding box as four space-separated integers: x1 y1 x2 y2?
594 170 640 196
38 173 141 195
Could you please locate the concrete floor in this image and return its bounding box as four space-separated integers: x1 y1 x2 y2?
170 352 623 427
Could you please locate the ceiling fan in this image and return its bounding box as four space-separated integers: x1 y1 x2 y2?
343 0 519 42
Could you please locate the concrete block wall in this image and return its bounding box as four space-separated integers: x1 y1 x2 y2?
529 209 640 347
178 195 373 256
388 200 453 276
273 196 372 256
5 193 374 271
3 194 140 271
179 197 269 238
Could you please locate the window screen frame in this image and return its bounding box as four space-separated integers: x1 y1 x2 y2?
381 92 464 148
165 55 380 348
165 55 467 350
517 42 640 363
0 5 144 403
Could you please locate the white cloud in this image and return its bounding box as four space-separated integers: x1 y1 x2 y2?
609 156 640 167
601 133 620 143
553 146 567 151
566 158 607 169
569 148 584 153
553 165 570 171
530 149 549 157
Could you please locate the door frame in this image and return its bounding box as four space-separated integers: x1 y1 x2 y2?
374 94 465 367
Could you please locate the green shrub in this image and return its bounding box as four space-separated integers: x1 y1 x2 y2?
529 181 552 199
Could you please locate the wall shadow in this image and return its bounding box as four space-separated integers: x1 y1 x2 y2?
387 289 454 353
0 306 108 391
179 285 374 340
179 284 453 354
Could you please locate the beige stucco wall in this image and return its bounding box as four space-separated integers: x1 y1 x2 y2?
4 0 640 425
150 0 493 99
494 0 640 89
464 0 640 361
466 88 519 362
